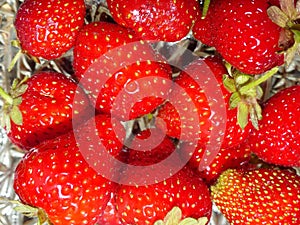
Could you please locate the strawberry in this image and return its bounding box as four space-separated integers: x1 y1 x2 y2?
73 22 140 80
156 56 252 149
248 85 300 167
211 168 300 224
181 141 251 185
128 127 176 166
116 166 212 225
14 0 86 60
106 0 201 42
193 0 284 75
73 21 173 120
96 192 123 225
0 71 91 150
74 113 126 161
13 131 117 225
198 144 251 185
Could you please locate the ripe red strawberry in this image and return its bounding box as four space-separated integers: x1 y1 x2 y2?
14 0 86 60
96 192 123 225
13 132 117 225
116 166 212 225
73 21 173 120
106 0 201 42
248 85 300 167
193 0 284 75
156 56 252 149
74 113 126 160
199 144 251 185
211 168 300 224
73 22 140 80
1 71 91 150
181 141 251 185
128 127 176 166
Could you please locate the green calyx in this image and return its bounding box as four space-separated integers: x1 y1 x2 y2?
0 76 29 132
154 206 208 225
0 197 53 225
14 202 52 225
267 0 300 65
223 64 278 130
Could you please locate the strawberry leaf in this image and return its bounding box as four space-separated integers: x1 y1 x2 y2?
179 217 208 225
229 92 241 109
196 218 209 225
11 78 19 90
10 105 23 126
13 97 22 106
0 197 52 225
280 0 298 19
235 74 251 86
267 6 290 28
249 103 262 130
223 75 236 93
164 207 181 225
154 207 208 225
237 102 249 129
13 200 52 225
12 83 28 98
13 203 39 218
0 77 28 130
224 67 278 129
256 86 264 100
154 207 181 225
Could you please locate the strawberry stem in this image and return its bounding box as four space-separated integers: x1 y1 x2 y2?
0 86 13 105
8 49 23 72
239 67 279 95
202 0 211 19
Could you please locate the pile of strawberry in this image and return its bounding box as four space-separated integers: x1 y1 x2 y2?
0 0 300 224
